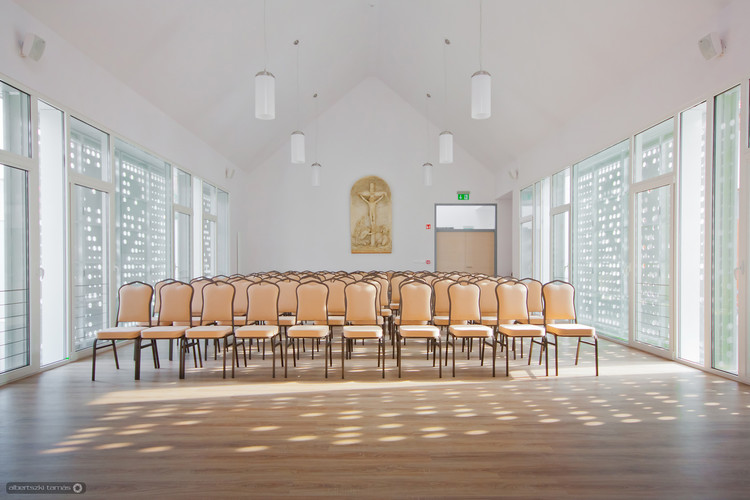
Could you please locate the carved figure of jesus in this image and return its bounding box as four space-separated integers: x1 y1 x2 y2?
358 182 387 246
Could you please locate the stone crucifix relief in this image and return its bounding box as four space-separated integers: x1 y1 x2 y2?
350 176 392 254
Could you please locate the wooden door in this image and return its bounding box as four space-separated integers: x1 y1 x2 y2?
436 231 495 275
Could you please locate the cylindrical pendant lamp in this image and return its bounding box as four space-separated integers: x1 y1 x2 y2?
471 70 491 119
439 131 454 164
255 70 275 120
291 131 305 164
423 162 433 187
311 162 321 187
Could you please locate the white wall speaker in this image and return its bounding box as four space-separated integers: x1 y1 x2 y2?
21 33 46 61
698 32 723 60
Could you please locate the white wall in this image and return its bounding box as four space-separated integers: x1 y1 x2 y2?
238 77 497 272
496 0 750 275
0 0 245 272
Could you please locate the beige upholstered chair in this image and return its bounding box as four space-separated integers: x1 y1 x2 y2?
396 279 441 378
542 280 598 376
148 278 176 360
495 281 548 377
431 277 455 331
388 273 409 312
140 281 197 379
286 281 332 378
235 281 282 377
185 282 239 379
320 278 347 326
342 281 385 379
446 282 496 377
228 278 253 326
477 278 499 326
92 281 153 381
276 278 299 338
519 278 544 325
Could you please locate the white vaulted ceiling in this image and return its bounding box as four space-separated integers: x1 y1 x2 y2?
13 0 731 173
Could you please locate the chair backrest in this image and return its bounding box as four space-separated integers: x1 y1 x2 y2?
212 275 230 282
295 281 329 323
399 280 433 325
116 281 153 325
496 281 530 323
520 278 544 315
432 278 455 316
190 277 214 316
277 279 300 315
246 281 280 324
201 282 235 323
324 278 347 316
367 275 391 309
448 282 482 324
389 273 409 305
153 278 175 315
476 279 499 316
230 278 252 316
344 281 379 325
542 280 577 322
158 281 194 325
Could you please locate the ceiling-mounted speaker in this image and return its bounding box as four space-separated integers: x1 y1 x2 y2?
698 32 724 60
21 33 46 61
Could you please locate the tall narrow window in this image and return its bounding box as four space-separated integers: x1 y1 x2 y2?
69 118 108 181
533 179 550 282
572 140 630 341
551 168 571 281
0 165 29 373
217 189 230 276
0 81 31 158
173 168 192 282
712 86 741 374
39 101 67 365
114 140 170 287
678 102 707 364
519 186 533 277
202 182 218 276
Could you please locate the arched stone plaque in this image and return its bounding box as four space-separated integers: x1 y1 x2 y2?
350 176 392 254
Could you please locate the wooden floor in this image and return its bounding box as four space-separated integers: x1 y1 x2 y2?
2 335 750 499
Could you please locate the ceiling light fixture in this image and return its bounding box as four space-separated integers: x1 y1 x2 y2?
439 38 454 164
311 93 321 186
471 0 491 119
291 40 305 163
424 93 433 187
255 0 275 120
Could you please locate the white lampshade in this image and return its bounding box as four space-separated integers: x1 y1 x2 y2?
291 131 305 164
255 71 275 120
423 162 433 187
471 70 491 119
311 162 321 186
439 131 453 164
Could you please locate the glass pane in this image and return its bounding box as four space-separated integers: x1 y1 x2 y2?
520 186 533 219
712 86 741 374
534 180 550 282
552 211 569 281
69 117 109 181
174 212 191 282
635 186 671 350
0 165 29 373
202 219 216 276
173 167 192 207
0 81 31 157
115 140 170 287
203 182 217 216
551 168 570 207
217 190 230 276
39 101 67 365
520 221 532 278
72 185 109 351
678 102 706 364
572 139 630 341
634 118 675 183
435 205 496 230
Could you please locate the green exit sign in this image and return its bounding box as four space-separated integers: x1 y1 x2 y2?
457 192 470 201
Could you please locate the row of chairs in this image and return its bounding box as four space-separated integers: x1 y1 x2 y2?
91 271 597 381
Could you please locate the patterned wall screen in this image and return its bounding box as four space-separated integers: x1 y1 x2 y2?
572 140 630 341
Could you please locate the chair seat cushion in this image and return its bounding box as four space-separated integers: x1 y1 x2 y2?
278 316 296 326
97 326 144 340
343 325 383 339
389 303 400 310
217 317 248 327
317 316 345 326
235 325 279 338
381 308 392 317
497 324 545 337
481 315 498 326
185 326 233 339
287 325 330 338
141 326 188 339
546 323 596 337
449 324 493 338
399 325 440 338
518 316 545 325
433 315 450 326
396 319 429 326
